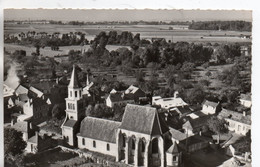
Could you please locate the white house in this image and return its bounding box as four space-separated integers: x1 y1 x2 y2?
218 108 251 136
239 94 252 108
201 100 220 115
105 93 134 108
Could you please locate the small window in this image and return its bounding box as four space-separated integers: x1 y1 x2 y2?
107 144 110 151
79 90 81 97
75 91 78 98
173 155 177 161
70 91 72 97
93 141 96 148
82 138 85 145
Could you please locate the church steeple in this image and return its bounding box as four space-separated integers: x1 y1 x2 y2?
86 74 90 86
68 65 81 89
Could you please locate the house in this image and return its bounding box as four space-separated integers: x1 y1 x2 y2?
239 94 252 108
11 120 36 141
201 100 220 115
3 84 15 98
152 92 188 110
23 97 51 125
240 46 250 57
29 86 44 98
124 85 146 102
218 108 251 136
15 94 29 107
105 92 135 108
182 116 210 136
77 104 182 167
62 65 87 146
25 131 53 153
15 84 29 96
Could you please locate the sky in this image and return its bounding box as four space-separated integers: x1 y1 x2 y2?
4 9 252 22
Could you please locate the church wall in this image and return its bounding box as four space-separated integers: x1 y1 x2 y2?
77 136 117 157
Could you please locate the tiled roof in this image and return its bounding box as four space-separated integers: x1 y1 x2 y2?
119 104 165 136
203 100 219 108
218 108 251 125
15 84 29 95
125 85 139 94
78 117 121 143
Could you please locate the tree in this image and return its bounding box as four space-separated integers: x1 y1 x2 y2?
51 104 65 120
207 116 228 144
4 128 26 156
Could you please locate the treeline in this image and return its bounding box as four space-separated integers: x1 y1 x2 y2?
189 21 252 31
49 20 190 25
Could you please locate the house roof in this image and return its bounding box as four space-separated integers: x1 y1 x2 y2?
191 111 207 117
108 92 133 102
119 104 165 136
63 120 78 128
218 108 251 125
169 127 187 141
68 65 82 88
15 84 29 95
166 141 179 153
31 97 48 107
203 100 219 108
183 116 210 130
170 106 192 115
125 85 139 94
78 117 121 143
29 86 44 97
12 121 28 132
240 94 251 101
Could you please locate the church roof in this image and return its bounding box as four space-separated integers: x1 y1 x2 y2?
119 104 164 136
78 117 121 143
68 65 81 88
63 120 78 128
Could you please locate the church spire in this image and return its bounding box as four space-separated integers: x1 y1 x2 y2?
68 65 81 88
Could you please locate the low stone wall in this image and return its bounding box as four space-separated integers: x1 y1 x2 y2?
58 145 129 167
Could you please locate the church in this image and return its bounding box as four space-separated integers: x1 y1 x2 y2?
62 65 182 167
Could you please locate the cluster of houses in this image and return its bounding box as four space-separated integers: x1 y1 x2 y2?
4 65 252 166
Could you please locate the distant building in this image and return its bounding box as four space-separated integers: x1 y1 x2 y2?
239 94 252 108
124 85 146 102
152 92 187 110
218 108 251 136
169 106 193 118
3 84 15 98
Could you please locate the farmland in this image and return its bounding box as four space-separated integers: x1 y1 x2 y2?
4 23 251 43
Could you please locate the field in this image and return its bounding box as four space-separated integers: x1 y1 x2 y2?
4 23 252 43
